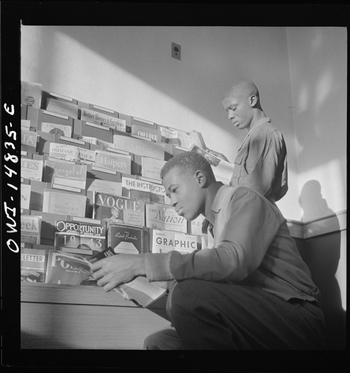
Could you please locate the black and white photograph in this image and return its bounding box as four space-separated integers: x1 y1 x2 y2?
1 2 347 371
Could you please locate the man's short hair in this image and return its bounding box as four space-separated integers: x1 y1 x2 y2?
225 79 259 100
161 151 216 182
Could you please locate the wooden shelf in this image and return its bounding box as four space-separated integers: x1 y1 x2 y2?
21 282 170 349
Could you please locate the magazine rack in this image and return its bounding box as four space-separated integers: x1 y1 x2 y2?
20 83 212 350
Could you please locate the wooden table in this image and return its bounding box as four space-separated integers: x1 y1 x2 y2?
21 282 170 349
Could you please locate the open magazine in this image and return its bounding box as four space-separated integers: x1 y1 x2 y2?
114 277 167 308
190 145 235 184
88 247 167 308
45 249 167 307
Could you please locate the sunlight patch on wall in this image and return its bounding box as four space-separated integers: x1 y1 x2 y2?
24 27 242 165
322 160 345 210
48 31 236 152
296 84 309 114
293 132 304 159
314 71 332 110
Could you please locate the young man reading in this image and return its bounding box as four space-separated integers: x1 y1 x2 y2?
209 78 288 203
203 79 288 248
91 152 325 350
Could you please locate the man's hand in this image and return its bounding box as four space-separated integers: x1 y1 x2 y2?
91 254 146 292
206 149 230 162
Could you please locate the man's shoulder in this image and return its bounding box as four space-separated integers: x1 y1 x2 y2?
232 185 264 198
224 185 265 201
253 121 279 134
250 121 283 141
229 186 285 221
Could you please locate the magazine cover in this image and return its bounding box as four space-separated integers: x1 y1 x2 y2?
159 126 181 145
141 156 166 181
46 98 79 119
93 191 145 227
49 142 80 162
86 178 123 197
131 124 161 142
21 183 31 210
122 175 168 204
80 107 126 132
113 133 166 159
21 158 44 181
21 80 42 108
151 229 199 255
145 203 188 233
108 224 144 254
79 221 107 254
45 250 93 285
21 129 38 153
54 219 106 255
54 219 82 250
41 121 72 138
21 248 47 283
44 159 87 191
21 215 42 245
94 150 131 174
43 188 87 217
77 147 96 165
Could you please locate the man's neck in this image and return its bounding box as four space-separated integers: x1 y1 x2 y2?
204 181 223 224
249 110 266 131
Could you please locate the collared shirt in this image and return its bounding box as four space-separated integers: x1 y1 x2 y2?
144 185 320 303
230 117 288 202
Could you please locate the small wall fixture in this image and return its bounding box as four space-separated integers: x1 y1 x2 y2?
171 42 181 60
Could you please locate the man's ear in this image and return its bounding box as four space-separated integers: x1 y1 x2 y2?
194 170 207 188
249 95 258 107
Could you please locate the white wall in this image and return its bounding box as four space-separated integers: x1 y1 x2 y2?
286 27 347 315
286 27 347 222
21 26 301 220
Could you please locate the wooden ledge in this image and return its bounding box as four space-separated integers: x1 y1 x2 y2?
21 282 167 309
287 209 346 239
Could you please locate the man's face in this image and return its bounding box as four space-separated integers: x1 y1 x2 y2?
222 94 254 131
162 166 205 221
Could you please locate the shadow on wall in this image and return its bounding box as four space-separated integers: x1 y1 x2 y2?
297 180 346 350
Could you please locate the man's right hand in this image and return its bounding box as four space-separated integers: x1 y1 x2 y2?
206 149 230 162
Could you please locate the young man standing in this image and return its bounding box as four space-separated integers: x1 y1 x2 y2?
203 79 288 247
210 78 288 203
91 152 325 350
